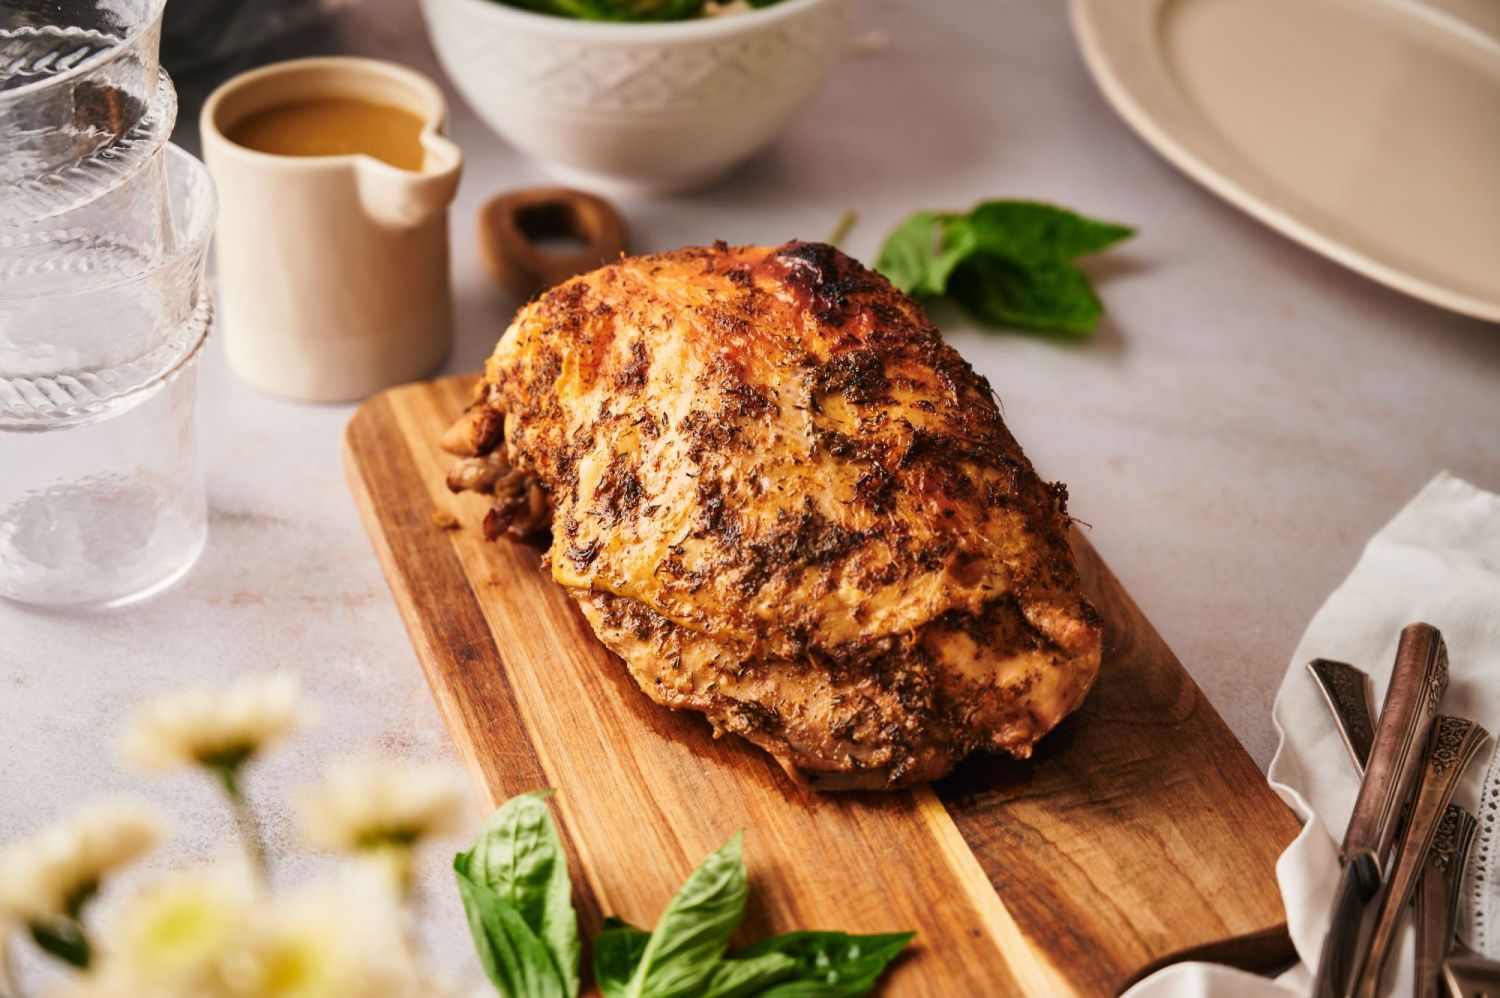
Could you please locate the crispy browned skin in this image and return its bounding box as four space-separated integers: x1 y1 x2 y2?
445 241 1102 789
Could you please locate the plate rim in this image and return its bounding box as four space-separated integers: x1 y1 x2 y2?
1069 0 1500 324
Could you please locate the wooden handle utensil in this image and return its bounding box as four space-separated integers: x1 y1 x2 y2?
478 187 628 298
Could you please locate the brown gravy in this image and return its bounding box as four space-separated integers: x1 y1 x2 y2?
227 98 428 171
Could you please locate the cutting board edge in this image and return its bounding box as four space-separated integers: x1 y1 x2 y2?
342 375 1302 995
342 386 1066 995
343 394 511 809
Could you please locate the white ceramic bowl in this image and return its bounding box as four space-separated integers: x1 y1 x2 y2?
420 0 851 196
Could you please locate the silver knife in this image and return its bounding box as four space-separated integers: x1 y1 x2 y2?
1312 623 1449 997
1355 716 1491 998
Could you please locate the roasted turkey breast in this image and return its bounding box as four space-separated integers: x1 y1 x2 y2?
444 241 1102 789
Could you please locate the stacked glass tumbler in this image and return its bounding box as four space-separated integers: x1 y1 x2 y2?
0 0 217 607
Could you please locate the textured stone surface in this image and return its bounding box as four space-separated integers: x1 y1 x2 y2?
3 0 1497 988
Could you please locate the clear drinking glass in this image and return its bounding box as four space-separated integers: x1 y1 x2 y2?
0 145 215 607
1 0 177 310
1 0 166 185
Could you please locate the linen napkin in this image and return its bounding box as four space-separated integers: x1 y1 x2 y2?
1127 472 1500 997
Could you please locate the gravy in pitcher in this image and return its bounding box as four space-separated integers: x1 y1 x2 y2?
227 98 428 170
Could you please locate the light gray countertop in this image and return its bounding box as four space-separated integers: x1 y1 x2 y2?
4 0 1498 986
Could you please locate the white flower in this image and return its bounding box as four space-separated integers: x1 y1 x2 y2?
123 673 311 772
87 862 255 998
67 866 434 998
224 868 428 998
298 758 469 855
46 973 132 998
0 801 161 926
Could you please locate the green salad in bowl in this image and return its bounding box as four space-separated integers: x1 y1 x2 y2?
493 0 784 20
424 0 849 193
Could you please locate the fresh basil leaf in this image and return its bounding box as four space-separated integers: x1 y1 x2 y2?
873 211 938 296
455 790 580 997
948 255 1102 335
456 870 570 998
597 917 795 998
962 200 1134 264
738 931 915 997
875 199 1131 334
594 917 650 998
931 220 981 291
626 831 749 998
874 212 972 298
701 952 799 998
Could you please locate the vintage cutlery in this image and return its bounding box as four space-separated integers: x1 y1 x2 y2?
1313 623 1449 997
1307 652 1500 998
1354 717 1491 998
1309 658 1377 774
1415 806 1479 998
1311 659 1464 998
1443 949 1500 998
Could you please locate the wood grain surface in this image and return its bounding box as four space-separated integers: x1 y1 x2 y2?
345 374 1301 996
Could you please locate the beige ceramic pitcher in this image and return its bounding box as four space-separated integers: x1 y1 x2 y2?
202 58 462 402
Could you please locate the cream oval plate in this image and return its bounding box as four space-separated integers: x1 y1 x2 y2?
1071 0 1500 322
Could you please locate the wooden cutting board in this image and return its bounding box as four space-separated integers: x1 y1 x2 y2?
345 374 1301 996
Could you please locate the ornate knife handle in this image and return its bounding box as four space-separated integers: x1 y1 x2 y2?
1354 716 1491 998
1416 805 1478 998
1308 658 1377 775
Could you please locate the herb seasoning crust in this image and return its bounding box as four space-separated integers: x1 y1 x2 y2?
444 241 1102 789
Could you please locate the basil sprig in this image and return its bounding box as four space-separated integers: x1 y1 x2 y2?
621 832 748 997
875 200 1134 335
455 790 581 998
733 931 918 996
457 792 914 998
593 918 653 998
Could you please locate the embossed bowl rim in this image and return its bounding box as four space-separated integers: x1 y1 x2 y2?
0 0 168 106
433 0 840 42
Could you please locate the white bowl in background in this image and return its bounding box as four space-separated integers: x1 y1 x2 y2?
420 0 851 196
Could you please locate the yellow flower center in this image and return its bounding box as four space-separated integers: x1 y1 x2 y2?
127 885 237 980
258 936 338 998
